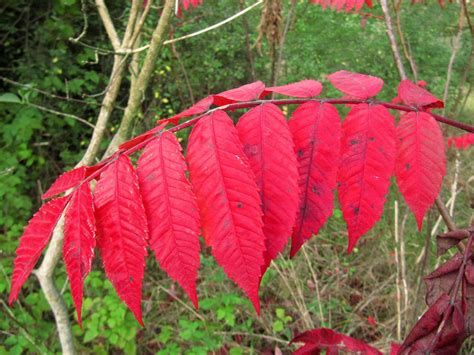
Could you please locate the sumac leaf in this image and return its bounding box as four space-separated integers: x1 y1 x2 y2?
448 133 474 150
395 112 446 230
437 230 470 256
42 167 88 200
213 81 265 106
260 80 323 98
159 96 213 126
397 79 444 109
289 102 341 257
328 70 383 99
94 155 148 325
236 104 299 274
63 183 96 326
137 132 201 308
187 110 265 313
9 196 68 304
118 123 167 151
424 253 462 306
291 327 382 354
338 104 396 252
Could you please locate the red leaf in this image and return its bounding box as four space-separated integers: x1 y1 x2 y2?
289 102 341 257
118 123 167 151
158 96 213 126
94 155 148 325
213 81 265 106
310 0 372 12
424 253 462 306
395 112 446 230
338 104 396 253
260 80 323 98
42 167 87 199
187 110 265 313
63 183 96 326
9 196 68 304
291 328 382 354
448 133 474 149
397 79 444 109
181 0 202 10
328 70 383 99
236 104 299 274
137 132 201 308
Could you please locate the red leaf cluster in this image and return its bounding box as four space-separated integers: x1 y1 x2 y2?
309 0 373 12
10 72 455 325
448 133 474 150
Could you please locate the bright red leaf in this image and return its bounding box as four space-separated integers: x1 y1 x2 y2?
395 112 446 230
213 81 265 106
338 104 396 253
94 155 148 325
260 80 323 98
137 132 201 308
397 79 444 109
158 96 213 126
310 0 373 12
63 183 96 326
236 104 299 275
328 70 383 99
448 133 474 149
118 123 167 151
9 196 68 304
291 327 382 354
187 110 265 313
42 167 87 200
289 102 341 257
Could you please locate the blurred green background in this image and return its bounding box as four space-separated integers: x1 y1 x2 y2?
0 0 473 353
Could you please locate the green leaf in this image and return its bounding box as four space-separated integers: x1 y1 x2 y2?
0 93 21 104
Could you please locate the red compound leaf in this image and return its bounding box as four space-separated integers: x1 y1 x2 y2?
213 81 265 106
236 104 299 275
260 80 323 98
158 96 213 126
137 132 200 308
63 183 96 326
42 166 88 200
397 79 444 109
338 104 396 253
448 133 474 150
94 155 148 325
291 327 382 355
9 196 68 304
289 102 341 257
328 70 383 99
187 110 265 313
395 112 446 230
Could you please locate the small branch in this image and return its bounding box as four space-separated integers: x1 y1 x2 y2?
95 0 121 51
26 102 95 129
394 0 418 80
380 0 407 80
69 0 89 44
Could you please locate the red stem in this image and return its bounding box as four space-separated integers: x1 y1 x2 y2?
79 98 474 186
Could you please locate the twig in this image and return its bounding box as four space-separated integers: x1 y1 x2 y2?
302 246 325 324
394 0 418 80
380 0 407 80
95 0 121 51
26 102 95 129
394 201 402 340
69 0 89 44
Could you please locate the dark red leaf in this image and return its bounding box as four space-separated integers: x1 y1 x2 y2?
63 183 96 326
42 167 87 200
187 110 265 313
390 343 401 355
158 96 213 126
327 70 383 99
437 230 470 256
395 112 446 230
94 155 148 325
9 196 68 304
260 80 323 98
288 102 341 257
448 133 474 150
338 104 396 253
236 104 299 274
213 81 265 106
291 327 382 354
463 261 474 335
400 294 465 354
118 123 167 151
424 253 462 306
397 79 444 109
137 132 201 308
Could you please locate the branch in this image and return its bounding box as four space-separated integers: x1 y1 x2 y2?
95 0 121 51
380 0 407 80
105 0 175 156
26 102 95 129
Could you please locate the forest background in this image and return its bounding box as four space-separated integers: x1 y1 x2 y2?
0 0 473 353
